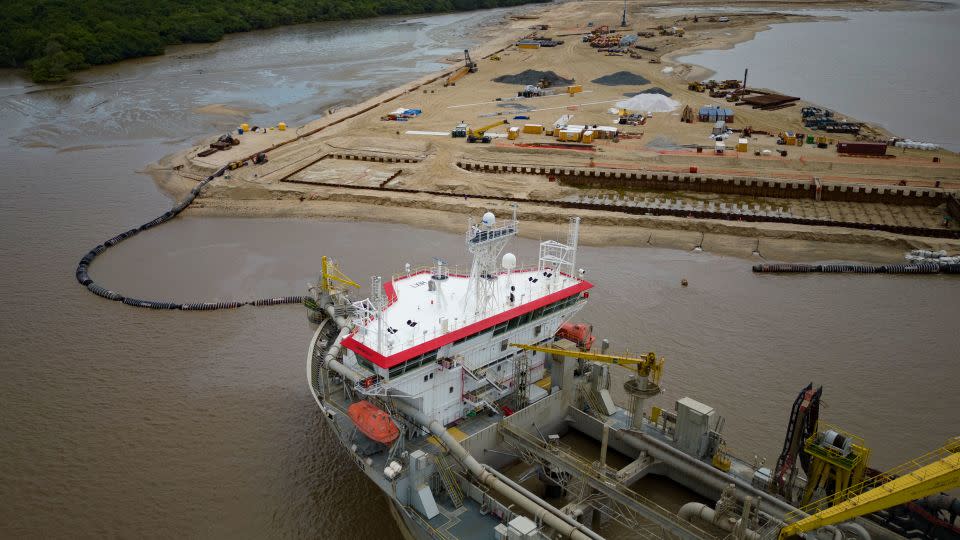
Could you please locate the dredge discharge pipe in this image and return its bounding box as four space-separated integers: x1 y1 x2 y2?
392 400 594 540
316 302 596 539
613 430 798 520
678 502 761 540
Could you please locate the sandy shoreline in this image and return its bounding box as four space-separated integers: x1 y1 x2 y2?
150 0 960 261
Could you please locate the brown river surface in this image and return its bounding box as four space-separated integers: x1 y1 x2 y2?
1 7 958 539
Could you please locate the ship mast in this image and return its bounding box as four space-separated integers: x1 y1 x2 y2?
465 208 517 318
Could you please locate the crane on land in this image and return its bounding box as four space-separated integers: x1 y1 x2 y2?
444 49 477 87
777 437 960 539
466 119 509 143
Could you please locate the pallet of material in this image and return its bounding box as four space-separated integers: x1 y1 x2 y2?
739 94 800 110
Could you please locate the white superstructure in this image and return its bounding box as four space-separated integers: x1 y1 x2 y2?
340 214 591 425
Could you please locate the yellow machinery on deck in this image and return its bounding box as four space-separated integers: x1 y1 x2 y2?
510 342 664 428
800 423 870 506
778 437 960 539
319 255 360 294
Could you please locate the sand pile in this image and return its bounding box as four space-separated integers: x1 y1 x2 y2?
615 93 680 112
591 71 650 86
623 87 673 97
493 70 574 86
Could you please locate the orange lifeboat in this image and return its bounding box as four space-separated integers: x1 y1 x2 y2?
347 400 400 444
556 322 595 350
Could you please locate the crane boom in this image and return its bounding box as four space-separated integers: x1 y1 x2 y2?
778 439 960 539
510 343 662 381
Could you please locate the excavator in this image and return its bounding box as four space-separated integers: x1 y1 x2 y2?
466 119 509 143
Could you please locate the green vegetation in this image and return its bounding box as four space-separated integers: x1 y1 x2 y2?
1 0 547 83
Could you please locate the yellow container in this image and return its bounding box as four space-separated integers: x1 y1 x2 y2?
517 42 540 49
522 124 544 135
241 123 250 132
507 127 520 140
581 130 594 144
278 122 287 131
567 85 583 94
736 138 748 152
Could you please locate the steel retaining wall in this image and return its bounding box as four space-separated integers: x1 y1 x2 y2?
281 178 960 240
75 168 307 310
456 161 950 207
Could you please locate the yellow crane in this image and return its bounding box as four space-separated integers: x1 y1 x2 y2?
778 437 960 539
510 342 663 427
319 256 360 294
467 119 509 143
510 342 663 383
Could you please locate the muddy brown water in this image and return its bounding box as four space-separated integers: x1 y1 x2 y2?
1 8 958 539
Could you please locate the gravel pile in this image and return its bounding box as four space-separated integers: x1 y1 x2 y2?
493 70 574 86
623 87 673 97
591 71 650 86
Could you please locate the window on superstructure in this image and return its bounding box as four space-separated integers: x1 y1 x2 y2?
500 339 509 352
492 321 509 336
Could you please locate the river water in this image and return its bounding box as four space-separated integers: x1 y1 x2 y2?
1 7 958 539
673 1 960 152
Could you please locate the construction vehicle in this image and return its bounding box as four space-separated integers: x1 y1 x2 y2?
688 81 706 92
451 122 468 138
489 54 501 61
443 50 477 87
466 119 509 143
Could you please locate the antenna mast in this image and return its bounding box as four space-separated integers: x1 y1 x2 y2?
465 208 517 318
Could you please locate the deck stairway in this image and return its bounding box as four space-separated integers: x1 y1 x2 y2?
435 452 464 508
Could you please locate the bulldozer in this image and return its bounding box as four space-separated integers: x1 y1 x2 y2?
687 81 706 92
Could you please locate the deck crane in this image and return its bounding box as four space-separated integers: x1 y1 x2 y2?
777 437 960 539
510 342 663 426
466 119 509 143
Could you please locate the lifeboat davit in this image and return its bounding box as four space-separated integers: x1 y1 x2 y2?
347 400 400 444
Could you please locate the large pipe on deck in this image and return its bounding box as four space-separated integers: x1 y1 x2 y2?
678 502 760 540
393 399 593 540
315 305 595 540
613 430 798 520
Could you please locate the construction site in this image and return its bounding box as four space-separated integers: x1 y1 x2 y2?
159 0 960 257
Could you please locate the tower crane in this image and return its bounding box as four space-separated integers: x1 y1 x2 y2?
778 437 960 539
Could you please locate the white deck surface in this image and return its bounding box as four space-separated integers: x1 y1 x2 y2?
353 269 583 356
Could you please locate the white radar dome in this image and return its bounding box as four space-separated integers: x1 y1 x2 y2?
501 252 517 270
482 211 496 226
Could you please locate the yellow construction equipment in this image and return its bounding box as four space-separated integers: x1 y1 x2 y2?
467 119 509 143
800 423 870 506
444 50 477 87
320 255 360 294
509 343 663 384
778 437 960 539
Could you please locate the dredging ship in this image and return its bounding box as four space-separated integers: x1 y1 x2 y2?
305 210 959 540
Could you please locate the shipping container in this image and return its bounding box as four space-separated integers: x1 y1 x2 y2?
507 127 520 140
836 142 887 156
581 130 594 144
522 124 544 135
567 85 583 94
736 138 748 152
